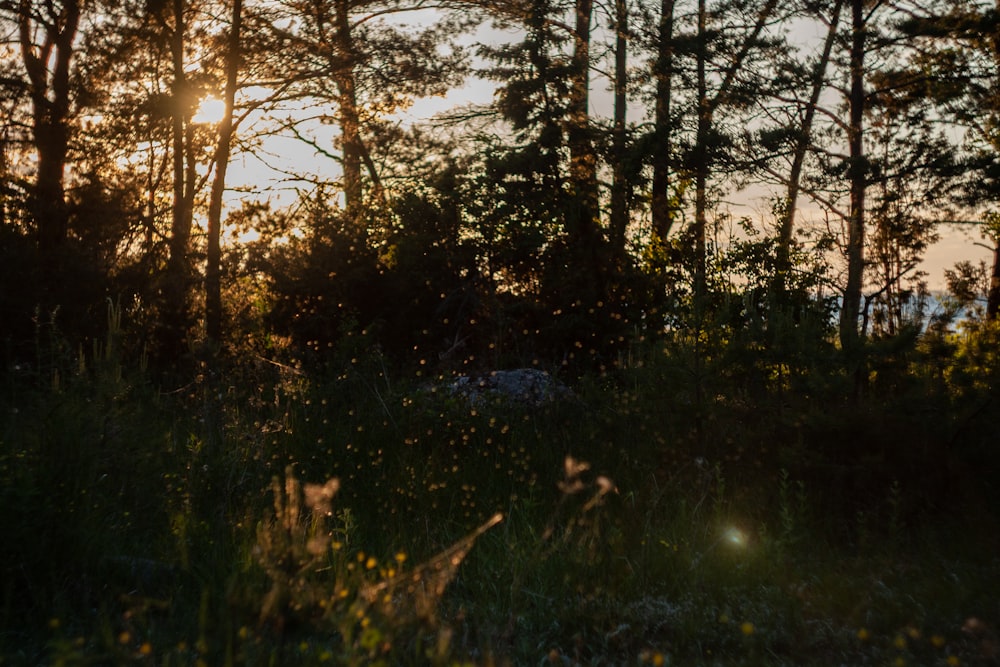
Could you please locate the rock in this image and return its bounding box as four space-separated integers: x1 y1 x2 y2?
447 369 573 407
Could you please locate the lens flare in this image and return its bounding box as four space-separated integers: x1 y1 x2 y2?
723 526 747 548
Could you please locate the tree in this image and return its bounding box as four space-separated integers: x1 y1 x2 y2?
838 0 865 353
608 0 632 261
636 0 782 303
81 0 286 359
566 0 603 292
479 0 617 308
863 62 956 337
898 0 1000 320
694 0 780 304
271 0 469 218
205 0 243 345
648 0 676 249
4 0 82 262
144 0 204 360
775 0 843 293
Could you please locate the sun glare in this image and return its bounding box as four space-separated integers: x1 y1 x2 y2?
193 96 227 124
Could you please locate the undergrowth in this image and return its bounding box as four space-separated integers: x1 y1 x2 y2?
0 303 998 665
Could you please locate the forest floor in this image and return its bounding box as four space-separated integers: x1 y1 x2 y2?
2 346 999 665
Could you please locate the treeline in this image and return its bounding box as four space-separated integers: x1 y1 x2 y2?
1 0 999 375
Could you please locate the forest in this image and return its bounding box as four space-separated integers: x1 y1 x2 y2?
1 0 1000 663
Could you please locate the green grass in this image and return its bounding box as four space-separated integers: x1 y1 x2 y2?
1 321 998 665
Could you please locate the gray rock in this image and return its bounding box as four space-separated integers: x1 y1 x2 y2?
447 369 573 407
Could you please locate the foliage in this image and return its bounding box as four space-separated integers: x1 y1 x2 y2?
2 293 999 665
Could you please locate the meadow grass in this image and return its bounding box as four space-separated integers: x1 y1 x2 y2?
1 321 998 665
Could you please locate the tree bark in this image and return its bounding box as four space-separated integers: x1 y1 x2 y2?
988 0 1000 320
650 0 675 247
608 0 629 261
333 0 364 221
839 0 866 352
18 0 80 257
163 0 196 358
566 0 602 288
693 0 708 304
205 0 243 345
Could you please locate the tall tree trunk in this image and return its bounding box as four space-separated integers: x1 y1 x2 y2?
163 0 195 359
333 0 364 221
988 0 1000 320
839 0 866 352
650 0 675 248
205 0 243 345
567 0 602 290
776 0 842 293
693 0 708 305
169 0 189 266
18 0 80 258
608 0 629 261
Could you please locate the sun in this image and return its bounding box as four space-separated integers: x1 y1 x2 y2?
193 96 226 124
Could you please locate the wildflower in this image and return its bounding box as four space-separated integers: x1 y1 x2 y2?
139 643 153 656
894 634 907 650
740 622 755 636
119 631 131 645
857 628 870 641
946 656 960 666
931 634 946 648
